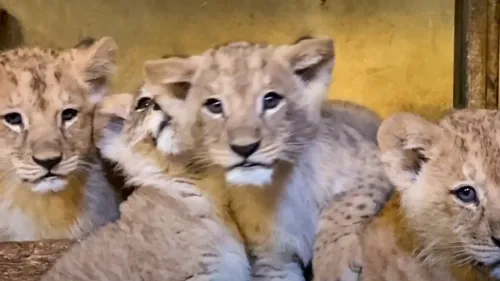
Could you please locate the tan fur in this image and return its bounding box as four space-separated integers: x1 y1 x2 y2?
97 86 243 241
360 109 500 281
0 37 120 241
312 163 392 280
361 193 493 281
322 99 381 143
43 86 250 280
143 37 393 281
310 100 388 281
41 185 221 281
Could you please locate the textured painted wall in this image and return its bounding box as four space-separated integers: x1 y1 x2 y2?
0 0 454 119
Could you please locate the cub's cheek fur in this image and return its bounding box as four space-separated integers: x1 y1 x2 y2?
154 125 182 156
94 92 133 163
96 119 129 166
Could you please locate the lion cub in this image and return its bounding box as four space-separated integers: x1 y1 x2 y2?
0 37 120 241
360 109 500 281
142 37 393 281
42 84 250 280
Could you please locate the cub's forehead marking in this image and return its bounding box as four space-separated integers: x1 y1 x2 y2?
0 51 89 112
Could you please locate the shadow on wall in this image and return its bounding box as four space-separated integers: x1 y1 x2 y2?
0 9 24 51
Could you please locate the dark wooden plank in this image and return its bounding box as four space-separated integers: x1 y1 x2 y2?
454 0 468 108
454 0 500 109
0 240 74 281
0 9 24 51
486 0 499 108
466 0 488 108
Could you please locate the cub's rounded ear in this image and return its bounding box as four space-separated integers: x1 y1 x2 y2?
143 56 202 100
377 112 444 191
274 36 335 113
73 36 118 104
73 37 96 49
96 93 134 120
275 36 335 83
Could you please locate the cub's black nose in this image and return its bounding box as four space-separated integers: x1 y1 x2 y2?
230 141 260 158
32 155 62 170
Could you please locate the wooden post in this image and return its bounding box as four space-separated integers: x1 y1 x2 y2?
0 8 24 51
454 0 500 109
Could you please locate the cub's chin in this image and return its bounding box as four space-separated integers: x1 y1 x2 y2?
225 165 274 187
32 176 68 193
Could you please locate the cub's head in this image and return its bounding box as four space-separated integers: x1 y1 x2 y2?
378 109 500 266
95 83 194 181
0 37 117 193
143 37 335 186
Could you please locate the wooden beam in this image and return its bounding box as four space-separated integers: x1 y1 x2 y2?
454 0 500 109
0 240 74 281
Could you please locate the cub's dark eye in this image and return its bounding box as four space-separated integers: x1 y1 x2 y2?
61 108 78 122
453 185 478 204
203 98 223 114
136 97 153 111
263 92 284 110
3 112 23 126
153 102 161 111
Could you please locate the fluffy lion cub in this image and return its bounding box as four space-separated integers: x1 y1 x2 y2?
0 37 120 241
143 37 393 281
42 85 250 281
361 109 500 281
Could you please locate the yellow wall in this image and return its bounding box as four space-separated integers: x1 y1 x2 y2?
1 0 454 119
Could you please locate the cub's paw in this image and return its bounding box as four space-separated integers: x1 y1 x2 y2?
313 228 363 281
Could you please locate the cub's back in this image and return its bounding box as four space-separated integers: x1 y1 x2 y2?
321 99 381 144
312 100 385 196
310 100 392 281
